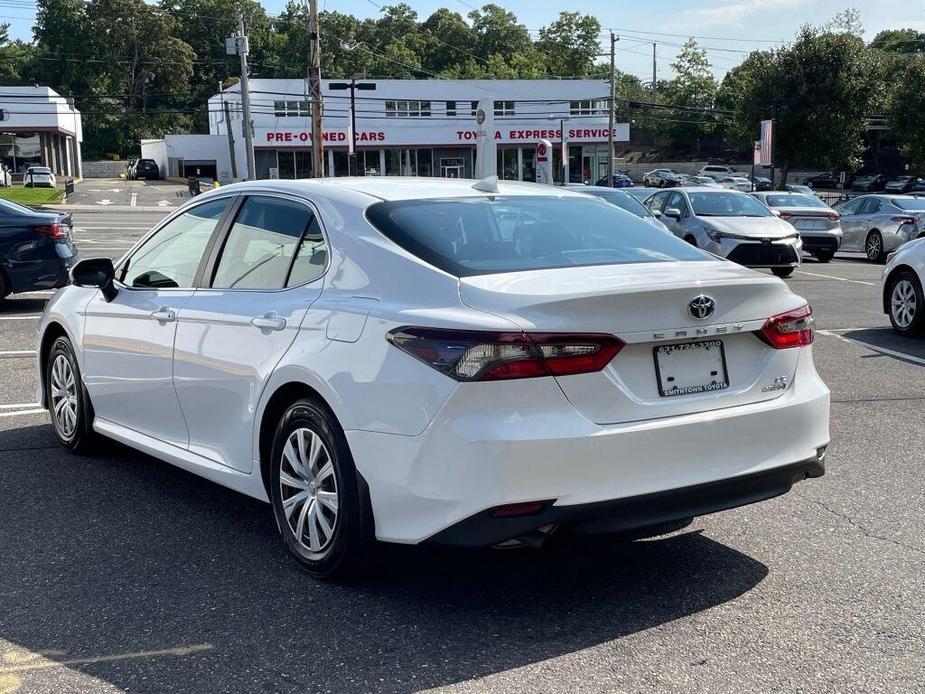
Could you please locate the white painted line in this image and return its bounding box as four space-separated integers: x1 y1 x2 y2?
0 350 36 356
17 290 54 296
818 330 925 366
130 192 138 207
0 408 46 418
0 402 41 409
0 315 40 321
795 270 876 286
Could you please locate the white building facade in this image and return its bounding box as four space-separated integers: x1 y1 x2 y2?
0 86 83 177
145 79 628 184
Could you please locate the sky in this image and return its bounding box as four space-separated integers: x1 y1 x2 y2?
4 0 925 81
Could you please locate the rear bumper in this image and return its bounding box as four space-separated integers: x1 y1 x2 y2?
427 457 824 546
347 347 829 545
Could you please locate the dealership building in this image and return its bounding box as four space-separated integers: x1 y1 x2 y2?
142 79 629 183
0 86 83 178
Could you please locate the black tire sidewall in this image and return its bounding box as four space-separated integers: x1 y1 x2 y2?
889 271 925 336
772 267 794 278
866 231 884 263
269 399 363 579
46 336 93 451
814 251 834 263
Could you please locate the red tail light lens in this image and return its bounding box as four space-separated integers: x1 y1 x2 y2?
777 211 793 220
759 304 814 349
387 327 624 381
33 221 64 239
826 212 841 222
891 216 917 226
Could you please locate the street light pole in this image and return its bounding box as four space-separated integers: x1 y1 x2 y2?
547 114 571 184
236 10 255 180
329 77 376 176
608 32 619 187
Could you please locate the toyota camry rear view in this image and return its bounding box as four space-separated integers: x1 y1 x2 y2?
37 178 829 578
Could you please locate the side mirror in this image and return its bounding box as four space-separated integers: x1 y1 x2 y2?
770 209 782 217
71 257 117 302
664 208 683 221
652 209 663 218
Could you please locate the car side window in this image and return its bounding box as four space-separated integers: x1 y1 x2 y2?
286 216 328 287
865 198 882 214
647 192 669 213
211 195 318 290
122 197 232 289
838 198 863 216
666 192 688 216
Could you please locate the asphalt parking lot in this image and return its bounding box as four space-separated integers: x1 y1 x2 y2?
65 179 190 208
1 211 923 693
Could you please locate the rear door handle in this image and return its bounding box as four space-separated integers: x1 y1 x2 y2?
251 312 287 331
151 307 176 322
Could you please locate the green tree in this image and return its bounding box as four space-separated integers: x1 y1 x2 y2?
0 24 33 81
536 12 602 77
661 39 718 151
890 55 925 170
870 28 925 54
467 4 532 64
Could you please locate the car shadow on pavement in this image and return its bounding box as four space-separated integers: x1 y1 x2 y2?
0 298 47 314
0 424 769 694
839 327 925 363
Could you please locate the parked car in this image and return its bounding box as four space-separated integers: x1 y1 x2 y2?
124 159 137 180
884 176 916 194
643 169 684 188
133 158 161 180
565 184 671 233
882 237 925 335
751 191 842 263
716 175 754 192
834 194 925 262
35 178 828 578
748 175 773 191
646 187 802 278
804 172 851 189
697 164 739 178
23 166 56 188
851 174 888 192
680 175 721 187
785 184 814 195
594 172 634 188
0 198 75 299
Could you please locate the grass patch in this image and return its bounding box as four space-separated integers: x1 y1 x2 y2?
0 187 65 205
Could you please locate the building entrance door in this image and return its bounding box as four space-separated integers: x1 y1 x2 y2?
440 157 465 178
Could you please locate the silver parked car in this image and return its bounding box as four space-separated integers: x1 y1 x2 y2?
646 187 802 278
565 184 671 233
834 194 925 263
751 191 842 263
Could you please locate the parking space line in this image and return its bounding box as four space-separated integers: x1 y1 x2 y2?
0 403 41 409
0 315 40 320
818 330 925 366
0 350 36 357
795 270 876 286
0 408 45 418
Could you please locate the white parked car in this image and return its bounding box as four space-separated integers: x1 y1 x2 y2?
23 166 56 188
37 178 829 579
882 237 925 335
647 187 803 277
716 175 754 192
0 164 11 187
681 175 722 187
698 165 739 178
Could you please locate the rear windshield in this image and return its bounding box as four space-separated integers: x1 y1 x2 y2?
366 196 711 277
690 192 772 217
587 190 653 217
893 198 925 211
765 194 826 208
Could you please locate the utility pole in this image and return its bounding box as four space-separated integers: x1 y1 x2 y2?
221 87 238 181
236 10 256 180
608 32 618 187
652 43 657 101
308 0 324 178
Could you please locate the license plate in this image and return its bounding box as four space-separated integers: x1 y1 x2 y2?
795 219 827 230
654 340 729 397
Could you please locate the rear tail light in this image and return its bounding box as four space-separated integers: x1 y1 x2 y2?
777 211 793 220
826 212 840 222
759 304 814 349
891 216 917 226
387 327 624 381
33 221 64 239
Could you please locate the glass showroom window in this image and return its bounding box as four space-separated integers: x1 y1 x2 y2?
273 100 311 117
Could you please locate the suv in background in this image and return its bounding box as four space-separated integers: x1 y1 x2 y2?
698 164 739 178
133 159 160 180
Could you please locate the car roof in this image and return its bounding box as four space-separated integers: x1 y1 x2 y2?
206 177 593 206
573 185 633 194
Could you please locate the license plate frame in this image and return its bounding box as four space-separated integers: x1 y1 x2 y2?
653 339 730 398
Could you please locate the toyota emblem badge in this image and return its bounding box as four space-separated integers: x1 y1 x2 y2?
688 295 716 320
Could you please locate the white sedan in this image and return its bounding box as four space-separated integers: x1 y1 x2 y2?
716 175 754 192
882 237 925 335
23 166 56 188
36 177 829 579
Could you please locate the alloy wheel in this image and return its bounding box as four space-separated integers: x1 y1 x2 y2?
866 234 882 261
279 427 339 553
50 354 78 438
891 279 917 328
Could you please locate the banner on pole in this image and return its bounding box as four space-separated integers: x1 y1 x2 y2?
759 120 773 166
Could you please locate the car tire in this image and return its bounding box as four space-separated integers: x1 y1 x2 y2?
0 270 9 299
865 231 885 263
888 271 925 336
813 250 835 263
46 336 98 454
269 397 369 580
772 267 794 278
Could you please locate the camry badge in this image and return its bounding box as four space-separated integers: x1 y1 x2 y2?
688 295 716 320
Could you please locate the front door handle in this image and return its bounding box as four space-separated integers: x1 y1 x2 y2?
251 312 287 331
151 306 176 322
